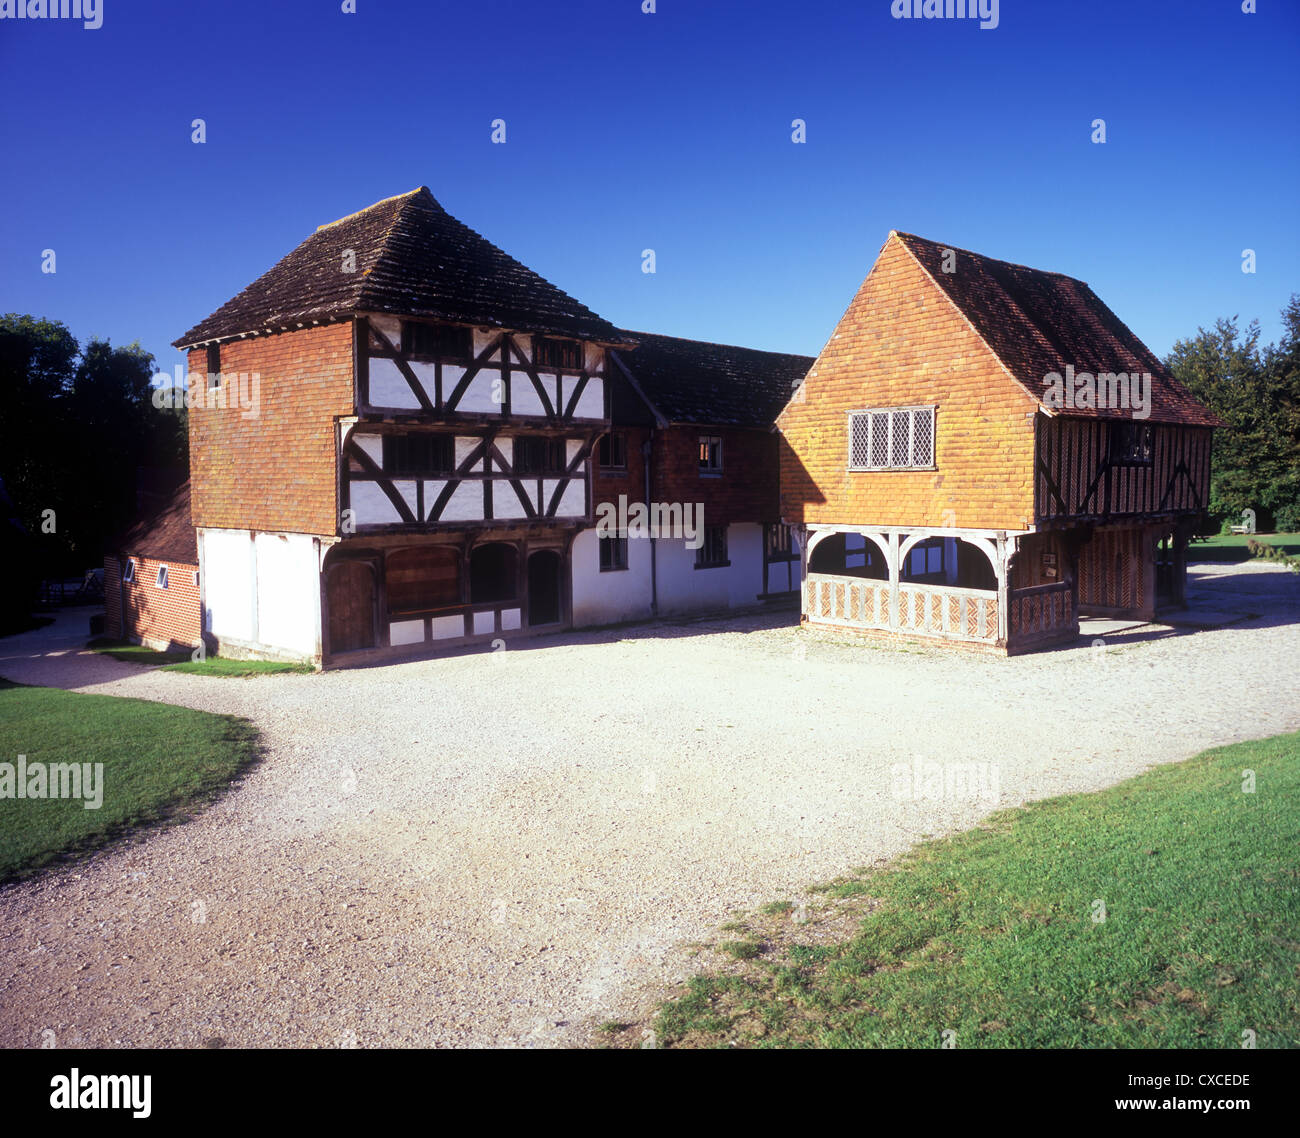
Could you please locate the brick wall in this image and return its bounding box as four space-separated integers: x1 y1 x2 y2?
777 235 1038 531
652 425 779 528
592 426 649 510
105 554 202 649
188 322 355 536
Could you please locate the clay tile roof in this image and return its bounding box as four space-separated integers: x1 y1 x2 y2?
174 187 630 348
895 232 1223 428
113 481 197 565
616 331 814 428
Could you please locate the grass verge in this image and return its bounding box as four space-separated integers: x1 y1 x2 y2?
0 679 261 881
87 639 311 676
1189 532 1300 562
630 732 1300 1049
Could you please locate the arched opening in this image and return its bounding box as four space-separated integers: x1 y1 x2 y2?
900 536 996 591
527 550 563 626
808 532 887 579
898 537 950 585
326 557 377 654
386 546 461 616
469 542 518 604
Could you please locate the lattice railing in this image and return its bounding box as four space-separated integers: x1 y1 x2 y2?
805 574 999 643
1007 581 1076 643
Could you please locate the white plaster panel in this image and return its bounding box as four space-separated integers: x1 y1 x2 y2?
368 358 421 409
511 377 546 417
458 373 503 414
354 435 383 465
573 377 604 420
472 611 495 636
369 314 402 347
255 532 320 656
501 608 521 632
389 619 425 646
440 481 484 522
350 482 401 525
493 481 528 520
432 615 465 640
201 528 254 641
454 436 479 467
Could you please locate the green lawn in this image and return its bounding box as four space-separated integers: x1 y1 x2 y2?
1189 532 1300 562
87 639 312 676
643 732 1300 1049
0 679 260 881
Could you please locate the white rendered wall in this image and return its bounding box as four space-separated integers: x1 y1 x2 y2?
656 523 765 615
255 532 321 656
201 528 255 641
570 528 654 627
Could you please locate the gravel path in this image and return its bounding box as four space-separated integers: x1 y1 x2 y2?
1 560 1297 1048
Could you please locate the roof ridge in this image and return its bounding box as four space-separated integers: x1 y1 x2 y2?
316 186 432 232
892 230 1086 286
619 328 814 360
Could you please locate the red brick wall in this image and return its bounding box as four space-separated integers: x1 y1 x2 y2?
188 322 355 536
105 555 201 649
593 426 649 510
652 425 779 527
777 234 1038 531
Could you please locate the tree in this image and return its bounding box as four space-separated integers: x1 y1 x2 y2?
0 314 188 580
1166 297 1300 532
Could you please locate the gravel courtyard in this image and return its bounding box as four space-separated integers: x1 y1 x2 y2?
1 560 1297 1049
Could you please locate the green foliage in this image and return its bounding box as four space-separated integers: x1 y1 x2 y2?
0 314 188 579
1247 538 1300 574
1167 297 1300 531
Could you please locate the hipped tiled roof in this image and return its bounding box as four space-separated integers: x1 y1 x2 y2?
112 481 197 565
896 232 1222 428
616 331 813 428
175 188 629 348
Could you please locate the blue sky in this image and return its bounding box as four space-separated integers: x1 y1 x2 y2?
1 0 1296 374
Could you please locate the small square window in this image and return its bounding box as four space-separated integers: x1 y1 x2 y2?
598 432 627 471
156 566 169 589
403 322 471 361
383 433 454 476
1110 422 1154 465
514 436 567 476
698 436 723 474
533 336 583 371
696 525 728 568
599 535 628 572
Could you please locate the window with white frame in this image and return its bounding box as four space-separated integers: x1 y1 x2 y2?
156 566 169 589
122 559 135 582
848 406 935 470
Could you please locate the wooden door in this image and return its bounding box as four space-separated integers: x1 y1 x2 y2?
327 560 376 654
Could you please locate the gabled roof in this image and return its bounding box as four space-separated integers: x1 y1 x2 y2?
615 331 814 428
895 232 1222 428
175 188 629 348
112 481 197 565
